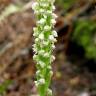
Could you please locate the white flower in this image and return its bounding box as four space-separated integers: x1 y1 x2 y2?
38 61 45 68
52 5 55 10
47 89 52 96
52 44 55 49
34 10 39 14
49 70 53 76
37 18 46 24
52 30 58 37
43 15 47 19
33 32 38 37
47 10 52 14
49 35 57 42
47 66 52 70
42 41 49 46
49 35 54 41
33 27 39 36
34 81 39 86
39 9 45 13
51 19 56 25
52 38 57 42
33 27 38 32
52 13 58 19
40 3 48 7
33 54 38 61
38 78 45 84
38 50 45 55
33 33 37 36
36 70 40 74
39 33 44 40
33 47 37 53
51 55 55 62
32 44 36 49
35 38 39 42
36 70 40 76
32 44 38 52
32 2 39 10
44 25 51 31
44 53 49 57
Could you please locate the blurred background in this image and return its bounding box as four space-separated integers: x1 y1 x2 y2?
0 0 96 96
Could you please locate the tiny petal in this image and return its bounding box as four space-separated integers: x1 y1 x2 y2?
36 70 40 74
37 18 46 24
51 19 56 25
40 3 48 7
38 61 45 68
32 2 39 10
52 13 58 19
47 89 52 96
38 78 45 84
47 66 52 70
51 55 55 62
49 35 54 41
52 6 55 10
44 53 49 57
47 10 52 14
33 54 38 61
52 30 58 37
49 70 53 76
44 25 51 31
43 41 49 46
33 27 38 33
53 38 57 42
39 34 44 40
43 15 47 19
39 9 45 13
52 44 55 49
35 38 39 42
34 81 39 86
38 50 45 55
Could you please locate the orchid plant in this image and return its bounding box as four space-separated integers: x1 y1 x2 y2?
32 0 57 96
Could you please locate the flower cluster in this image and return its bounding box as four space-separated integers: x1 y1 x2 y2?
32 0 57 96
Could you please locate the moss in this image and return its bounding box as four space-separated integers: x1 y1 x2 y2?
72 20 96 59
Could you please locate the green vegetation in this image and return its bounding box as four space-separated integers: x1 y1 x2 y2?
56 0 76 10
56 0 96 59
0 80 12 95
72 20 96 59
